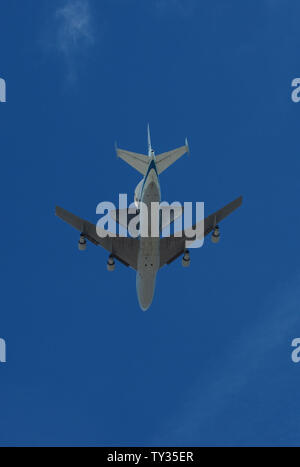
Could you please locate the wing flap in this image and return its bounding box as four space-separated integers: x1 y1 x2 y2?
159 237 185 268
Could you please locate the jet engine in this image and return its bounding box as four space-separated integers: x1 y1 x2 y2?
107 255 116 272
78 234 87 251
182 250 191 268
211 225 220 244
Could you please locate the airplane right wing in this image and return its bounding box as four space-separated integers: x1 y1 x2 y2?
159 196 243 268
56 206 139 270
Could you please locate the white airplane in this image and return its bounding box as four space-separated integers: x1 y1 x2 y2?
56 127 242 311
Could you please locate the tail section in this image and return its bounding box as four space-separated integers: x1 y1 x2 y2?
155 139 189 175
116 126 189 175
116 147 149 175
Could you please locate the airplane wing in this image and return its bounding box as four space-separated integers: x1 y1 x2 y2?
159 236 186 268
56 206 139 270
159 196 243 268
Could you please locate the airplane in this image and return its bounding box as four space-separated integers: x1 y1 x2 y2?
56 126 242 311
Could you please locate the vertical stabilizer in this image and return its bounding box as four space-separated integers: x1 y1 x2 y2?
147 124 153 156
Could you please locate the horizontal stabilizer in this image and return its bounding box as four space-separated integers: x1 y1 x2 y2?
155 144 189 175
116 147 149 175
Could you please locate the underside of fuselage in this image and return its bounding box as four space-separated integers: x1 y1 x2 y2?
136 162 161 311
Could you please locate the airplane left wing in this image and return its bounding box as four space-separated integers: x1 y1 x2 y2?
56 206 139 270
184 196 243 243
159 236 186 268
159 196 243 268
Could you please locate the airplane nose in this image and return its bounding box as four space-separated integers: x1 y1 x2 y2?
136 273 156 312
139 300 151 312
138 286 153 312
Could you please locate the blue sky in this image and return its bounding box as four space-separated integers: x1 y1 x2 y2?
0 0 300 446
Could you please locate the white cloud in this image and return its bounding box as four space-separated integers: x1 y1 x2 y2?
56 0 94 53
55 0 95 81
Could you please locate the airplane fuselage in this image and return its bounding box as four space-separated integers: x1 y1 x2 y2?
136 156 161 311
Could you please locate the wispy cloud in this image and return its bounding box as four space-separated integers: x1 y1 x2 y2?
153 274 300 444
54 0 95 81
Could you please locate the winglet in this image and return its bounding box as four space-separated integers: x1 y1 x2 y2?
185 137 190 156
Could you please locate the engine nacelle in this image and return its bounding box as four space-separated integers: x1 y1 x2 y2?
182 250 191 268
107 255 116 272
211 225 220 244
78 234 87 251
